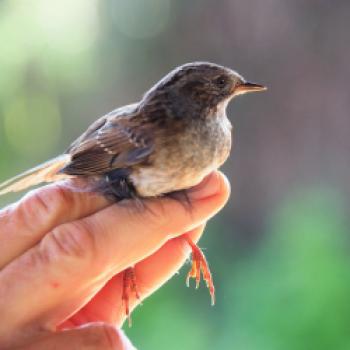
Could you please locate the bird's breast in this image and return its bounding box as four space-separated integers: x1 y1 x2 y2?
130 115 232 197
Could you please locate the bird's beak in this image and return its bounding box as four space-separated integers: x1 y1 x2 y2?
233 81 267 95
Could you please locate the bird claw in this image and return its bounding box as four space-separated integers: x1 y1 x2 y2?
185 236 215 306
122 267 141 327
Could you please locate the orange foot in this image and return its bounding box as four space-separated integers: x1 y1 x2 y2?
184 234 215 305
122 267 141 326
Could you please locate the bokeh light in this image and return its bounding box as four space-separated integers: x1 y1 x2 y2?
36 0 99 54
3 94 61 157
0 1 350 349
111 0 171 39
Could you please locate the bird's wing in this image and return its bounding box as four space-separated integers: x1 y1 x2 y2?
65 115 108 154
61 107 154 175
65 103 138 154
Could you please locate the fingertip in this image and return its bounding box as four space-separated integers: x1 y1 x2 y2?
134 171 230 241
197 170 231 218
215 171 231 207
187 171 230 204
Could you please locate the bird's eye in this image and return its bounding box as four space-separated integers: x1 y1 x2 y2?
214 76 227 88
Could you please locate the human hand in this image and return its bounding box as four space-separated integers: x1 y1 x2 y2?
0 171 230 349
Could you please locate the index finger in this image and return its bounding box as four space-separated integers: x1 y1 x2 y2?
0 183 110 268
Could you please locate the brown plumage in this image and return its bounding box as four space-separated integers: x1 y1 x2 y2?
0 62 266 320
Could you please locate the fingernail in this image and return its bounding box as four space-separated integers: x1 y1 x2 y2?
187 172 221 200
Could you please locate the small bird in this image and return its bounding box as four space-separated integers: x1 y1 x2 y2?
0 62 266 321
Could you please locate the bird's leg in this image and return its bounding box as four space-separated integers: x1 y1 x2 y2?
122 267 141 327
184 234 215 306
104 168 136 200
168 191 215 302
104 170 144 325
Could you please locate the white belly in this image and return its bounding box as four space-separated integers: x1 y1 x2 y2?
131 162 218 197
130 115 232 197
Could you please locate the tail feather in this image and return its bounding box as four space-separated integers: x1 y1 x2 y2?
0 154 71 195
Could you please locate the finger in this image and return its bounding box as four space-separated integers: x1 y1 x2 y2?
120 226 206 325
0 182 110 268
0 171 230 334
13 323 135 350
52 170 229 271
61 225 205 328
131 225 205 306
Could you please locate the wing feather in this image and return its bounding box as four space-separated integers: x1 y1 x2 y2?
61 106 153 175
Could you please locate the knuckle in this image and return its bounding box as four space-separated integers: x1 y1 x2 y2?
22 186 74 225
20 192 50 227
41 185 75 214
41 220 97 264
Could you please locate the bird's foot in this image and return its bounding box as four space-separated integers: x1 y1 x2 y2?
122 267 141 327
185 235 215 305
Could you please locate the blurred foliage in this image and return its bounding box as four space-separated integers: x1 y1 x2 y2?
1 0 350 349
127 189 350 349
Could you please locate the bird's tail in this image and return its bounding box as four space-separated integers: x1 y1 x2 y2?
0 154 71 195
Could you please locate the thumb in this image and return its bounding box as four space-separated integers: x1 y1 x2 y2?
14 323 136 350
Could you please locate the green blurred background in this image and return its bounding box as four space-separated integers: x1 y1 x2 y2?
1 1 350 349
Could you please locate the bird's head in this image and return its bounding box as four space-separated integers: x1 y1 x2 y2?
142 62 266 117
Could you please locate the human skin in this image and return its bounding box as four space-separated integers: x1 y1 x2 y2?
0 171 230 349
